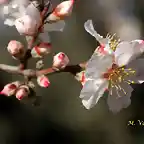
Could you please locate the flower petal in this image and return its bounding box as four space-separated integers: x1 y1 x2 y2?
80 78 108 109
84 19 109 45
115 40 144 66
126 58 144 84
25 2 41 24
85 52 113 79
107 82 133 113
4 18 15 26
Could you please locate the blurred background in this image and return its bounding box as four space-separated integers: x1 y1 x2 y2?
0 0 144 143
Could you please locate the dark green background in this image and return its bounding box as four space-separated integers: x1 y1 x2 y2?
0 0 144 143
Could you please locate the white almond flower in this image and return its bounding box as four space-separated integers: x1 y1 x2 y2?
80 21 144 113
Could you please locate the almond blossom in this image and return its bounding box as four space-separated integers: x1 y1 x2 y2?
52 52 69 69
79 20 144 113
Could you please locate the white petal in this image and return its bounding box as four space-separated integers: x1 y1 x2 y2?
84 19 109 45
138 80 144 84
80 78 108 109
44 20 65 32
4 18 15 26
126 58 144 84
25 2 41 24
107 82 133 113
115 40 144 66
85 52 113 79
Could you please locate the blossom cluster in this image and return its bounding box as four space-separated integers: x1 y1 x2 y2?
0 0 144 113
0 0 73 103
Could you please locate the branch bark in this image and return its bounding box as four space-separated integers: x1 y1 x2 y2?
0 62 87 78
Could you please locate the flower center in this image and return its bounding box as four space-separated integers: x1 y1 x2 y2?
106 33 120 51
103 64 136 95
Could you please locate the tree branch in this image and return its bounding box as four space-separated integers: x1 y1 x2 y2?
0 62 87 78
0 64 21 74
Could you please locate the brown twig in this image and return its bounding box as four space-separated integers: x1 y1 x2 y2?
0 62 87 78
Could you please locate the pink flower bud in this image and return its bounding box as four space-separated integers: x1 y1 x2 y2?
7 40 25 59
31 43 51 58
53 52 69 69
0 81 21 96
37 75 50 88
47 0 74 22
15 85 30 100
15 15 38 36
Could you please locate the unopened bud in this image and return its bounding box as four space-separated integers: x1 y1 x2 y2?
31 42 51 58
15 15 38 36
47 0 74 22
37 75 50 88
53 52 69 69
0 81 21 96
15 85 30 100
7 40 25 59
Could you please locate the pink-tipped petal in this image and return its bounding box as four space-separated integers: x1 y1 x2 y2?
43 81 50 87
15 86 29 100
17 95 23 100
54 0 74 17
37 75 50 88
0 91 6 96
58 53 65 60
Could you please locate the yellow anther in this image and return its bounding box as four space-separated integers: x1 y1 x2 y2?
105 63 136 97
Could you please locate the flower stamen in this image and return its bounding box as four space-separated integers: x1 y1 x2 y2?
106 33 121 51
103 64 136 95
